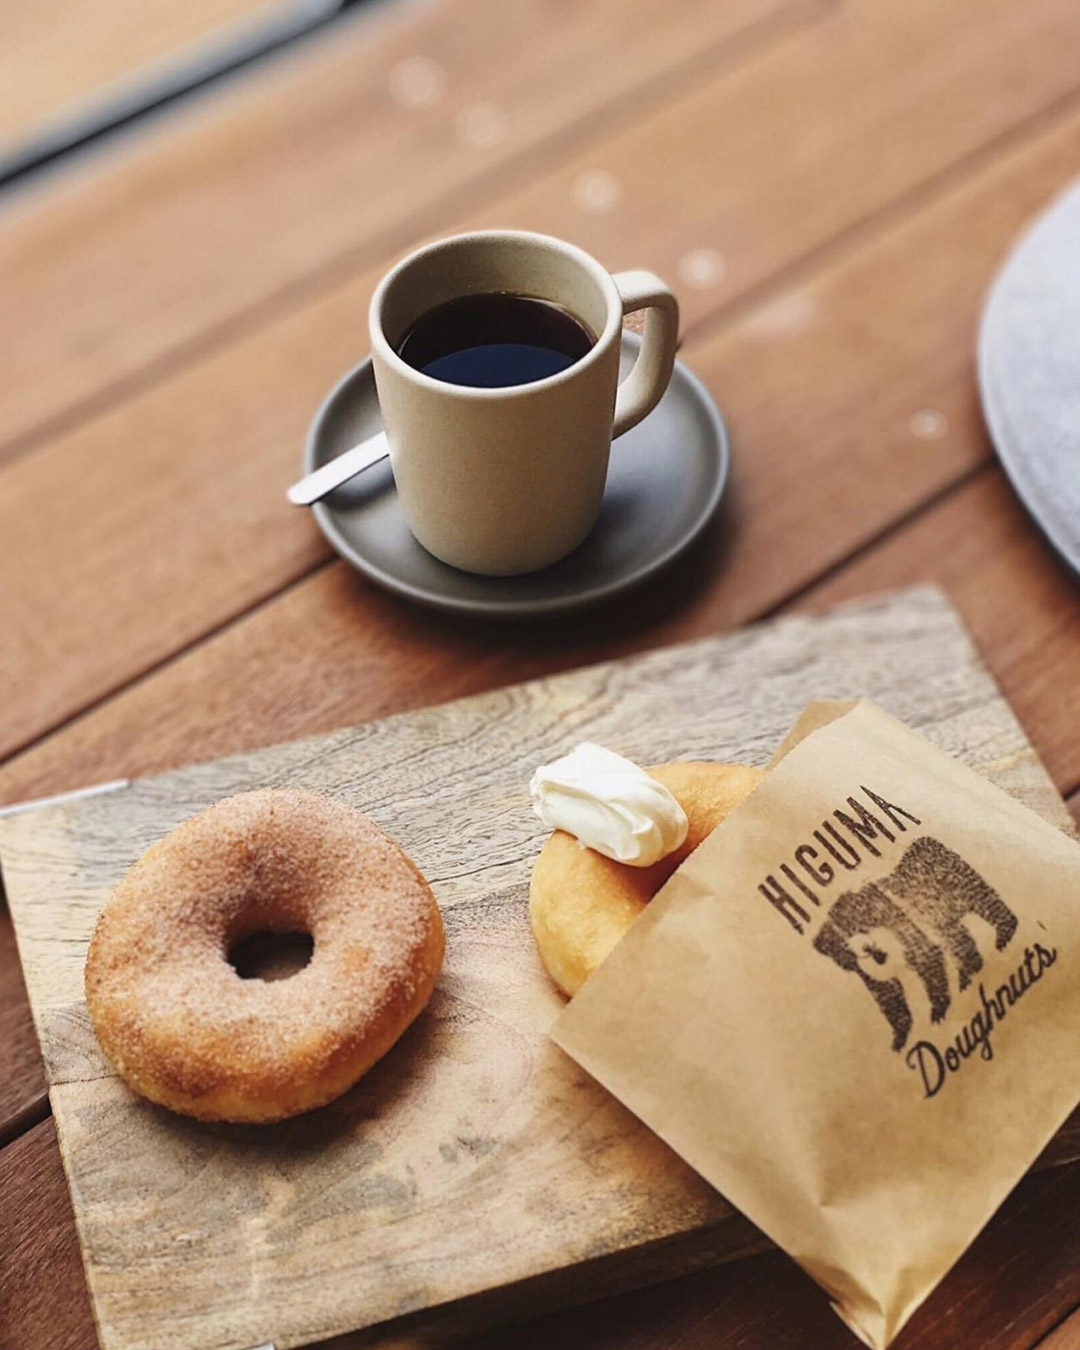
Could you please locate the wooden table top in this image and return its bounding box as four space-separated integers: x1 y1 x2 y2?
0 0 311 170
1 0 1078 1347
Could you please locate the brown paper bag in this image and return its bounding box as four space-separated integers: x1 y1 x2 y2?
553 701 1080 1347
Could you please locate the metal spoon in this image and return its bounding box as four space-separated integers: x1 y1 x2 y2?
286 430 388 506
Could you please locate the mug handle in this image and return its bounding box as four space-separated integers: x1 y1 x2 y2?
611 270 680 439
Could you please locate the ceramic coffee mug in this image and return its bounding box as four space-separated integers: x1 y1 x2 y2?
369 230 679 575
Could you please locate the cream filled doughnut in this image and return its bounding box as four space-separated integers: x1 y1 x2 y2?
530 762 763 996
85 788 444 1123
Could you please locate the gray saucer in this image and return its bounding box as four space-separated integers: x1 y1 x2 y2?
304 333 729 618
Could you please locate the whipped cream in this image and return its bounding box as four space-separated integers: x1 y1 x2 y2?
530 742 688 867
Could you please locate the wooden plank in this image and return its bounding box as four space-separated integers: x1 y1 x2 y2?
0 0 814 456
4 98 1080 790
0 1118 97 1350
0 0 300 162
1039 1306 1080 1350
2 1123 1078 1350
0 904 48 1146
6 0 1080 461
800 470 1080 796
469 1161 1080 1350
3 590 1077 1350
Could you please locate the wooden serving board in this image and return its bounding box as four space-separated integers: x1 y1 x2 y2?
2 588 1078 1350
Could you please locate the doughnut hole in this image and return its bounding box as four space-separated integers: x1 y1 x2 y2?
228 930 314 981
224 889 318 983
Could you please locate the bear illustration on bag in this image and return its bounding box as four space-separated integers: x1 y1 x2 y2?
813 836 1018 1050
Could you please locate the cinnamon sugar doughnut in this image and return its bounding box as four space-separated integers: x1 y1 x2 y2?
530 762 763 996
85 788 444 1123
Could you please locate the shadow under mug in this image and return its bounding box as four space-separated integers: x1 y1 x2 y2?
369 229 680 576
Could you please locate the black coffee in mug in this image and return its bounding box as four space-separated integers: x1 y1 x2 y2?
396 292 596 388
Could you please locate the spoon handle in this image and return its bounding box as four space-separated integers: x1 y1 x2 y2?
286 430 389 506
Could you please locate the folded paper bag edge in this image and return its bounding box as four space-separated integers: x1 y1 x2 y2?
767 699 859 768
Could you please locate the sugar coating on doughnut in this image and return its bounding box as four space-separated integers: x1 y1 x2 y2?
529 762 764 997
85 788 445 1122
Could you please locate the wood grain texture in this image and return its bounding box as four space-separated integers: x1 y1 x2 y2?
1 590 1078 1350
0 1118 96 1350
0 905 48 1147
802 470 1080 796
1039 1306 1080 1350
5 0 1080 466
1 1126 1077 1350
0 0 809 454
0 0 290 160
469 1160 1080 1350
5 97 1080 800
24 0 1080 772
